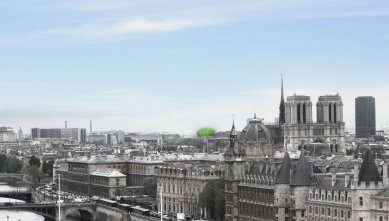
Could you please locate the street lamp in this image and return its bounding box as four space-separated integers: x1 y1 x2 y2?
58 174 61 221
159 186 163 221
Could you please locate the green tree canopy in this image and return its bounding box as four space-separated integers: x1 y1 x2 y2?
199 178 225 221
143 177 157 198
6 157 23 173
196 127 215 138
0 154 7 172
42 160 55 177
29 155 41 168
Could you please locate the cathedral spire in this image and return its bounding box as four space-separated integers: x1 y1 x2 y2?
279 74 285 124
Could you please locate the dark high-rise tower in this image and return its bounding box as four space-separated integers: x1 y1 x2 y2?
279 75 285 124
355 96 376 138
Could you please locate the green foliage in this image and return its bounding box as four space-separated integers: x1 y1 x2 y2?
27 165 40 187
143 177 157 198
196 127 216 138
0 154 7 172
42 160 55 177
29 155 41 168
6 157 23 173
199 178 225 221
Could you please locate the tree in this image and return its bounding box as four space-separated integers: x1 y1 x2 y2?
196 128 215 138
6 157 23 173
199 178 225 221
27 165 40 188
143 177 157 198
0 154 7 172
42 160 54 177
29 155 41 168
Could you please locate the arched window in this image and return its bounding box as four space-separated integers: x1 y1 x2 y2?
297 103 301 123
328 103 332 122
303 103 307 123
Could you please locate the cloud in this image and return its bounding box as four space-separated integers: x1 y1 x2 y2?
0 18 220 46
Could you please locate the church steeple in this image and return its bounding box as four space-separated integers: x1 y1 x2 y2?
279 74 285 125
230 117 238 147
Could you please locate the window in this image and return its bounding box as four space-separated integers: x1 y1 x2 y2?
334 209 337 217
315 207 318 214
359 218 363 221
359 197 363 206
285 208 289 214
379 217 383 221
327 208 331 216
341 210 343 218
321 208 324 215
301 210 305 217
348 211 351 218
309 206 312 213
379 201 383 209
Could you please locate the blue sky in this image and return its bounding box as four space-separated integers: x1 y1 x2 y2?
1 0 389 135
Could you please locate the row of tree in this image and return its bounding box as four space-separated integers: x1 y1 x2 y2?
0 154 23 173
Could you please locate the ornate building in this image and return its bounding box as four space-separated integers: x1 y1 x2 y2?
283 94 345 154
155 163 223 218
224 118 314 221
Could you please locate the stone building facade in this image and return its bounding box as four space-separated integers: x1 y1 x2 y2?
306 173 353 221
155 163 223 218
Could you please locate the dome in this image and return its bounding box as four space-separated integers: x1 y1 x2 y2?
240 117 272 142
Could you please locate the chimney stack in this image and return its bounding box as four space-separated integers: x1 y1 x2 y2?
383 162 388 186
65 121 67 129
345 174 350 188
332 173 336 187
90 120 93 134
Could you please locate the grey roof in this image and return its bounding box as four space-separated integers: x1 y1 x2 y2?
240 119 272 141
314 175 350 190
224 146 246 156
275 152 291 184
358 149 381 183
375 188 389 198
291 153 313 186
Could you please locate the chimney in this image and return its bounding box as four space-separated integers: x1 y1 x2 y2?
332 173 336 187
90 120 93 133
383 162 388 186
345 174 350 188
65 121 68 128
353 162 359 183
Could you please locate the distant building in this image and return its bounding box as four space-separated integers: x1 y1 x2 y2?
355 96 376 138
56 155 128 198
0 127 16 142
17 127 24 140
31 127 86 142
88 134 107 144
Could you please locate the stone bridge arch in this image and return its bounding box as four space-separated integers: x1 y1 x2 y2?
60 204 96 221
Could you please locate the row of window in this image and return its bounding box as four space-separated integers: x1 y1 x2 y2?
308 205 351 219
309 191 351 204
238 186 274 203
238 202 275 219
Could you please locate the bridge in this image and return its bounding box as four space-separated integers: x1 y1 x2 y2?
0 173 25 183
0 201 132 221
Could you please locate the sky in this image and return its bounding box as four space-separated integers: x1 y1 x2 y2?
1 0 389 135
